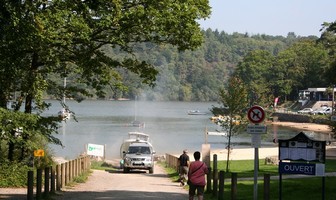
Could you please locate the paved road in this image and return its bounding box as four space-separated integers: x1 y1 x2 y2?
0 162 188 200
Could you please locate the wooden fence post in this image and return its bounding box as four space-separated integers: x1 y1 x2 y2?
264 174 270 200
206 167 212 193
69 160 73 182
77 158 80 176
56 164 61 191
212 154 218 197
218 170 225 200
80 157 83 174
36 168 42 200
65 162 69 185
51 166 56 193
61 163 65 188
74 158 78 177
27 170 34 200
44 167 50 197
231 172 237 200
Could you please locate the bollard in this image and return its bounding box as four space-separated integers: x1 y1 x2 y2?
218 170 225 200
27 171 34 200
264 174 270 200
36 168 42 200
44 167 50 197
231 172 237 200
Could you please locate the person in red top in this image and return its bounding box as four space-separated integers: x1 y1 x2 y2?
188 151 208 200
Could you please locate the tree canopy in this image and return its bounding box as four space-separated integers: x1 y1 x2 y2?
0 0 211 162
0 0 211 109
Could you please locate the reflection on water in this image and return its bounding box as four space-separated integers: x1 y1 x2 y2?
45 100 331 160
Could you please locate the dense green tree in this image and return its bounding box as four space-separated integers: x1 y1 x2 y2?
270 39 329 101
319 21 336 135
0 0 211 161
0 0 211 109
234 50 274 106
319 21 336 84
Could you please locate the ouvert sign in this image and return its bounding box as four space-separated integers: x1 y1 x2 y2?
279 162 325 176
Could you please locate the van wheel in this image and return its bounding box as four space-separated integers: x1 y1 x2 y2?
149 167 154 174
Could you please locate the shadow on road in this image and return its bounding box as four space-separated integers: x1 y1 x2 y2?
51 190 187 200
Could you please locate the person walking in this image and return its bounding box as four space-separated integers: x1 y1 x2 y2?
178 149 190 186
188 151 208 200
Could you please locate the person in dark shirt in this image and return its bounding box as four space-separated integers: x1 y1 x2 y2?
178 149 190 186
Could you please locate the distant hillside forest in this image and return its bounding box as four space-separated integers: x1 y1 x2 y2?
57 29 322 102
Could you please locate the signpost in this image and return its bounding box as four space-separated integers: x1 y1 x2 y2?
247 105 266 200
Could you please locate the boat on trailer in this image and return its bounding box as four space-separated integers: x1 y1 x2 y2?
120 132 152 158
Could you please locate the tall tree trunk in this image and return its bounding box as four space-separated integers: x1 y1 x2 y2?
24 93 33 114
225 118 233 173
7 130 15 161
21 53 39 159
0 89 7 108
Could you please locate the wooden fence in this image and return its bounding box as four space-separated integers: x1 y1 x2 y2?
165 153 271 200
27 156 91 200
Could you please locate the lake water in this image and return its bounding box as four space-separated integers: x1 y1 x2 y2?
45 100 330 160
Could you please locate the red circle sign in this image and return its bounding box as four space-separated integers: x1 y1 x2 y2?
247 105 265 124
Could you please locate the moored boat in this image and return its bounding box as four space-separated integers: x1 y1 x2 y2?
58 108 71 120
188 110 207 115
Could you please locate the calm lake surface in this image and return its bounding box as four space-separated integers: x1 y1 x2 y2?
45 100 330 160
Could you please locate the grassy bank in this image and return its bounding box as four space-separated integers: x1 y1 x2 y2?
161 160 336 200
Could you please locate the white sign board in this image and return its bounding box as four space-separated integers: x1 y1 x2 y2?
251 134 261 148
247 124 267 134
87 143 105 157
207 131 228 136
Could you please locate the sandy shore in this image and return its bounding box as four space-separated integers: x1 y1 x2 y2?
271 121 332 133
207 122 335 161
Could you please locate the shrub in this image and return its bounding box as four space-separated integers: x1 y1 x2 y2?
0 161 30 187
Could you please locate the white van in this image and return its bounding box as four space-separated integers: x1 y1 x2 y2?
122 142 155 174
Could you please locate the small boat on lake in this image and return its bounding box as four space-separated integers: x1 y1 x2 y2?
127 96 145 127
188 110 207 115
58 77 71 121
58 108 71 120
129 120 145 128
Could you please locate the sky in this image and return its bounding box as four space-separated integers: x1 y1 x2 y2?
198 0 336 37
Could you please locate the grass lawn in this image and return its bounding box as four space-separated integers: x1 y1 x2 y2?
162 159 336 200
